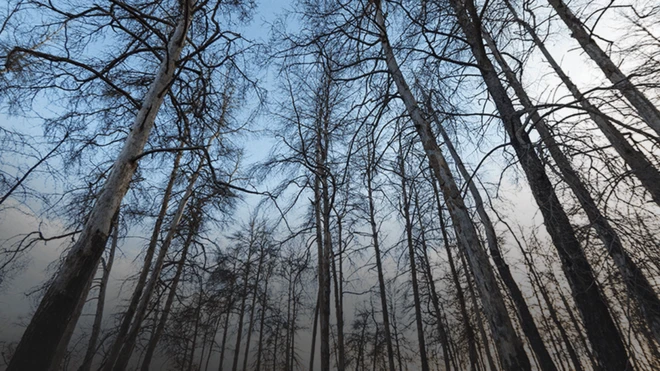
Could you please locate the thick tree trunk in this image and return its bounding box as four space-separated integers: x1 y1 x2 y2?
447 1 632 369
77 216 118 371
546 0 660 137
6 4 193 369
484 28 660 349
373 4 530 370
255 271 270 371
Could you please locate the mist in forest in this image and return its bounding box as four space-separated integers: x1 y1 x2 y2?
1 0 660 371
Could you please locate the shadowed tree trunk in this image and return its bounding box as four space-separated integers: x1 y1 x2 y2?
110 156 206 371
103 147 184 369
397 148 430 371
433 180 479 371
425 90 557 371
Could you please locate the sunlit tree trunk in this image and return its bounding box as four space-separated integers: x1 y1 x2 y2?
6 4 194 368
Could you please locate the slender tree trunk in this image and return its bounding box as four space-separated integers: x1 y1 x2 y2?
314 73 333 371
331 227 346 371
6 4 193 368
484 28 660 349
140 216 197 371
231 243 256 371
504 0 660 205
460 249 498 371
365 131 397 371
546 0 660 137
218 299 234 371
447 1 632 368
397 152 431 371
255 268 271 371
77 216 118 371
373 5 531 370
309 293 320 371
413 187 452 371
433 182 479 371
188 288 205 371
241 247 265 371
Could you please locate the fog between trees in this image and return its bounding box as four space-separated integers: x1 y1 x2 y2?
1 0 660 370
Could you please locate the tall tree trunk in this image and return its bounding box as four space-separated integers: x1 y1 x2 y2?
77 215 118 371
140 218 197 371
241 246 265 371
460 249 498 371
425 91 557 371
373 4 531 370
413 186 452 371
255 266 271 371
504 0 660 205
484 28 660 349
364 129 397 371
546 0 660 137
188 287 205 371
218 297 234 371
433 181 479 371
309 293 320 371
109 157 205 371
102 147 184 370
231 241 256 371
446 1 632 368
397 151 430 371
314 69 333 371
51 212 119 371
6 4 194 368
331 222 346 371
